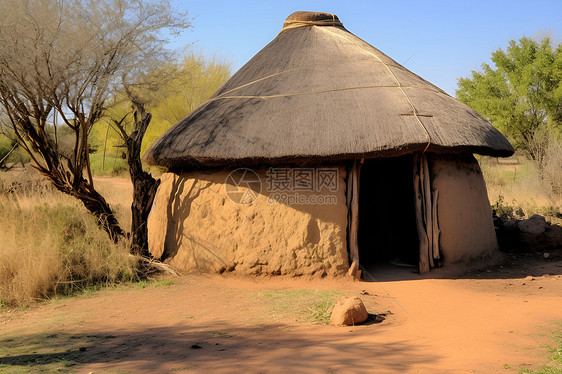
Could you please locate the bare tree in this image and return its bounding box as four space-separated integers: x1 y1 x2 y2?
0 0 189 242
102 56 231 256
109 93 161 256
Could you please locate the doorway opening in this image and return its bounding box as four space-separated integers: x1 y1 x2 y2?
358 155 419 269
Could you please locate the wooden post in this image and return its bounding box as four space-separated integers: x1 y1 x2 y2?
346 164 353 226
432 188 441 261
414 154 430 273
422 156 434 268
347 160 361 278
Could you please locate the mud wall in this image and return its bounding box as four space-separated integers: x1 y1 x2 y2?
148 167 349 276
429 154 498 263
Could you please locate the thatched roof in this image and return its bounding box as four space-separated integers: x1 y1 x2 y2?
145 11 514 168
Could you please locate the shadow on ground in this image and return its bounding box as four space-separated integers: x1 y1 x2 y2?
362 252 562 282
0 322 439 372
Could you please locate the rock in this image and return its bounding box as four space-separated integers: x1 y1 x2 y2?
330 297 368 326
543 252 550 259
503 219 519 231
517 215 547 235
508 215 552 252
544 225 562 249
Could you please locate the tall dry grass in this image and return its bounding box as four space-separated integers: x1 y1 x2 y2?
0 171 137 306
480 148 562 223
543 137 562 196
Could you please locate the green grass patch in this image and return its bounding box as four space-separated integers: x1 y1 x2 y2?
257 289 343 325
152 280 175 287
136 279 175 289
519 323 562 374
0 332 116 373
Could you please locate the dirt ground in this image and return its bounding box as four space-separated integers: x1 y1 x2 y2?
1 253 561 373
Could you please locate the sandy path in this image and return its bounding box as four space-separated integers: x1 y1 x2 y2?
1 257 561 373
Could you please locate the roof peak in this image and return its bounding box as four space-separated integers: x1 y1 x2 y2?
282 11 343 32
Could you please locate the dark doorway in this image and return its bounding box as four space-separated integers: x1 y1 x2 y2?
358 155 419 268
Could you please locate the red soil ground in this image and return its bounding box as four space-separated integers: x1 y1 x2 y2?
1 254 561 373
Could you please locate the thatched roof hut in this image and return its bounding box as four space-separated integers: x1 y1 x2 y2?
145 11 514 276
145 11 512 168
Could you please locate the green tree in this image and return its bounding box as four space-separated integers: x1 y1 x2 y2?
456 36 562 163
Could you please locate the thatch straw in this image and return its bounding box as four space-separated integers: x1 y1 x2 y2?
145 11 514 168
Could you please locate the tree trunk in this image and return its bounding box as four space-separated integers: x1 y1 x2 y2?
12 114 126 242
36 167 125 241
74 178 126 241
128 166 160 256
126 106 160 257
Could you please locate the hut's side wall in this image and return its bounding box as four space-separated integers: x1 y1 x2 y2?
148 168 349 276
429 154 498 262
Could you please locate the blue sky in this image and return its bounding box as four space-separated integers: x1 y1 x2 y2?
170 0 562 96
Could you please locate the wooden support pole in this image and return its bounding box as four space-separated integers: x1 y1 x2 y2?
432 188 441 261
413 154 430 274
346 165 353 224
347 160 361 278
422 155 434 268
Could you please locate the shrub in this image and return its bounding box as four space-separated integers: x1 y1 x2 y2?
492 194 525 219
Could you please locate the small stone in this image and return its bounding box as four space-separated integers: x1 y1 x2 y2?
330 297 368 326
543 253 550 259
191 344 202 349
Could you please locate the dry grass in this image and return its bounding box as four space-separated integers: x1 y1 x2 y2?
0 170 137 307
480 153 562 223
93 176 134 232
543 138 562 196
